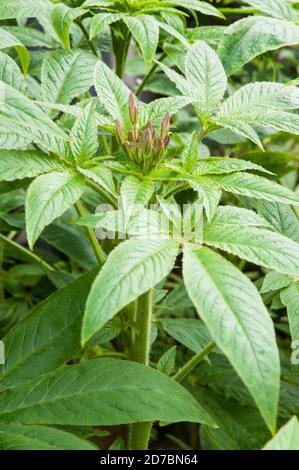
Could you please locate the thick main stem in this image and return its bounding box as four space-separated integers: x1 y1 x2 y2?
130 290 153 450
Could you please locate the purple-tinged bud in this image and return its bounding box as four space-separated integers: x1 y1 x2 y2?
162 135 170 148
161 112 171 139
145 127 152 153
128 129 134 143
115 119 125 143
146 121 153 133
129 93 138 125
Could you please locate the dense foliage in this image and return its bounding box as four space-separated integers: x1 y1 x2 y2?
0 0 299 450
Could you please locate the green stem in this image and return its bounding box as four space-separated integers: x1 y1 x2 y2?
135 52 166 97
112 29 131 78
85 178 118 208
130 290 153 450
76 20 99 58
74 201 106 265
0 234 55 271
173 341 216 383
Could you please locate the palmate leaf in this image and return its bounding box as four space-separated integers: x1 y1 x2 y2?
0 424 96 450
0 150 62 181
0 81 69 156
50 4 85 50
0 269 97 390
70 103 98 163
203 224 299 277
281 284 299 344
263 417 299 450
124 15 159 73
0 0 51 19
94 60 132 129
26 172 85 249
0 27 29 76
82 238 179 344
218 16 299 76
0 359 215 427
185 40 227 114
243 0 299 21
41 51 97 106
183 245 280 432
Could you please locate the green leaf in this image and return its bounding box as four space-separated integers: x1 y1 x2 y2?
139 96 191 127
239 151 296 178
191 181 221 221
196 157 272 175
0 51 27 92
216 82 299 143
203 224 299 277
209 206 270 228
121 176 154 225
70 103 98 163
0 358 215 427
94 60 132 128
0 27 29 76
0 0 51 19
263 417 299 450
26 172 85 249
193 172 299 207
50 4 85 50
166 0 225 19
0 269 97 390
78 164 116 197
281 284 299 344
157 346 176 375
82 238 179 344
256 202 299 243
182 132 198 172
159 62 194 97
90 12 124 39
193 386 270 450
243 0 299 21
42 220 97 270
124 15 159 73
0 81 69 156
0 150 63 181
260 272 292 293
218 16 299 76
157 21 190 49
185 40 227 114
0 424 96 450
161 318 213 353
183 245 280 432
41 50 97 105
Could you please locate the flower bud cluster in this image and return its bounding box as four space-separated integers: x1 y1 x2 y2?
115 93 171 174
